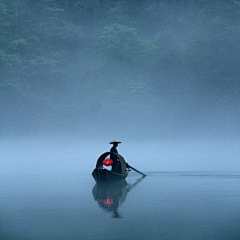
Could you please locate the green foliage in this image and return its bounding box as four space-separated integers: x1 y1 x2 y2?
152 31 182 72
97 23 140 61
0 0 239 134
0 0 10 47
96 23 158 72
185 18 240 82
0 49 8 69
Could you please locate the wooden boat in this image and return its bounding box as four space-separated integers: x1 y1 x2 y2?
92 152 128 183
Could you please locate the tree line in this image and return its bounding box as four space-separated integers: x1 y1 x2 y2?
0 0 239 134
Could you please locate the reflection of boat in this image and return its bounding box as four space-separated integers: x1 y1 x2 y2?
92 176 145 218
92 152 128 183
92 181 127 218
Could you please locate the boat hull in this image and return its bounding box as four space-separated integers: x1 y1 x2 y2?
92 168 128 183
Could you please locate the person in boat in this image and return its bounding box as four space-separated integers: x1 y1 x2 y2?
110 140 122 173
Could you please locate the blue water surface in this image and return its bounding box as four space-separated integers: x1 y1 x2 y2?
1 171 240 240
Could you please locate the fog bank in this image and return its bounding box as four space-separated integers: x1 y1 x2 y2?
1 136 239 177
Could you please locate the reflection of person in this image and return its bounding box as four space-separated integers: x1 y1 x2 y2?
92 180 128 218
109 140 121 173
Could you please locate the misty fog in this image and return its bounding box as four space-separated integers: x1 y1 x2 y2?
1 0 239 173
1 136 239 177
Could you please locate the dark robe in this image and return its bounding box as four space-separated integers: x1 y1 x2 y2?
110 146 121 173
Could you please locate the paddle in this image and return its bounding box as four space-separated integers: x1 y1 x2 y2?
127 164 146 177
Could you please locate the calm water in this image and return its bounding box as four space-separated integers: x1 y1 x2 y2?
1 171 240 240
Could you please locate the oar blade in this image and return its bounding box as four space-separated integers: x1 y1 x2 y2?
128 165 146 177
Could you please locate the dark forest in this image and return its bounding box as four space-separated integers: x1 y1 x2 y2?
1 0 239 139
